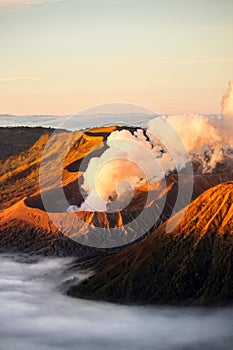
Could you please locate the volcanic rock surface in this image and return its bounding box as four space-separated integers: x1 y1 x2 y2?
69 183 233 305
0 126 232 254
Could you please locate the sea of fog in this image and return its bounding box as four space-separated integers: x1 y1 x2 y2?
0 113 222 130
0 113 158 130
0 255 233 350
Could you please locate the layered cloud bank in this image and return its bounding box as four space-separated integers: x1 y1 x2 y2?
2 255 233 350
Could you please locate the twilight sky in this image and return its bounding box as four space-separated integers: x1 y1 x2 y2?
0 0 233 115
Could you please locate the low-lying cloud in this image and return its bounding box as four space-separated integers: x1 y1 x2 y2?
0 254 233 350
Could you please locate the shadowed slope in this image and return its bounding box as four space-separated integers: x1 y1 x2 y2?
0 126 55 162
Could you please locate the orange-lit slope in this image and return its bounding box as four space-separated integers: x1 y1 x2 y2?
0 126 115 210
69 183 233 305
0 199 97 256
1 126 233 257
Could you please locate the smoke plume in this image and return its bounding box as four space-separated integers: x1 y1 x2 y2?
221 80 233 147
79 129 168 212
72 82 233 212
222 81 233 117
163 114 224 172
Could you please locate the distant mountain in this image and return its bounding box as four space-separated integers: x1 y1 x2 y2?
69 182 233 306
0 126 55 162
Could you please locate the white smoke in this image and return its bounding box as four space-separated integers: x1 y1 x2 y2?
221 80 233 147
74 82 233 212
79 129 168 212
159 113 224 173
148 81 233 173
222 81 233 117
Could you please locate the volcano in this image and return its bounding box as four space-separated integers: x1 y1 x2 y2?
69 182 233 306
0 126 233 255
1 126 233 305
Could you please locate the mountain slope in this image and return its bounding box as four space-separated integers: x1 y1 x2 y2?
0 126 55 162
0 199 99 257
1 126 233 255
69 182 233 305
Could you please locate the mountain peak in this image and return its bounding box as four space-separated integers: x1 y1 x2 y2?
168 182 233 239
69 182 233 305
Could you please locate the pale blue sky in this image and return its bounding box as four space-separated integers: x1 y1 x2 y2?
0 0 233 114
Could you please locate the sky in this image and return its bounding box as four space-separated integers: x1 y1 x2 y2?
0 0 233 115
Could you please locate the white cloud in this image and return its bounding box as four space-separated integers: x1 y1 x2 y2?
0 0 121 5
0 0 61 6
0 76 42 81
161 58 233 65
0 0 126 7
